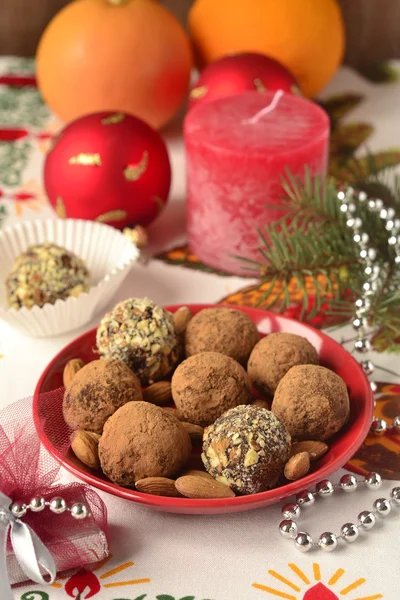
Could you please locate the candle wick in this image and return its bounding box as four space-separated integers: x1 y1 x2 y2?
244 90 285 125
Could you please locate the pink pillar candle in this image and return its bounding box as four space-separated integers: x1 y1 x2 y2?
184 91 330 275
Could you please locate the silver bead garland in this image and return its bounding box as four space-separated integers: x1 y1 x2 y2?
10 497 90 520
337 188 400 434
279 472 400 552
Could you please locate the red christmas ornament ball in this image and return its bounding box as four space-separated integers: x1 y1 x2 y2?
44 111 171 229
189 52 301 109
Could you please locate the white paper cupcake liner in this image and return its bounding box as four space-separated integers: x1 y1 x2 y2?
0 219 139 337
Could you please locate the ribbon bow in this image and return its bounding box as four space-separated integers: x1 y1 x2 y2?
0 491 56 600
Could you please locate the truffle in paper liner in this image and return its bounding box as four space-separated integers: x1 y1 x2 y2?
0 392 108 586
0 218 139 337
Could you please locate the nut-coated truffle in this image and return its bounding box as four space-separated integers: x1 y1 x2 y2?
63 358 142 433
98 401 192 486
202 405 291 495
6 242 90 310
248 332 319 396
185 307 260 366
272 364 350 441
96 297 181 385
172 351 251 426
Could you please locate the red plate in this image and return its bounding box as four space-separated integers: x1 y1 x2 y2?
33 304 373 514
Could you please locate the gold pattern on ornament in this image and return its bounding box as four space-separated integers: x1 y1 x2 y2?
101 113 126 125
124 151 149 181
95 210 128 223
254 78 266 93
291 84 303 96
153 196 165 213
69 153 102 166
189 85 208 100
55 196 67 219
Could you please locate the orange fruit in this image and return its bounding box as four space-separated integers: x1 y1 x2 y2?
189 0 345 98
36 0 193 129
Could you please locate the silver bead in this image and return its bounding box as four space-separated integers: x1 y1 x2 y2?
373 498 392 517
388 235 397 246
347 202 357 213
341 523 359 542
361 359 374 375
358 510 376 529
370 381 378 393
294 532 313 552
340 474 358 492
370 418 387 435
355 297 371 311
352 317 367 331
353 217 363 229
340 203 349 213
49 497 67 514
337 191 346 201
390 487 400 504
353 233 361 244
361 232 370 244
365 472 382 490
387 207 396 219
354 338 371 353
379 208 388 219
394 218 400 229
374 199 384 212
395 255 400 264
346 218 355 228
358 191 367 202
360 249 368 259
316 479 334 497
281 503 300 520
279 519 298 539
364 265 373 276
393 416 400 432
296 490 315 507
70 503 89 520
29 497 46 512
368 199 376 211
368 248 377 261
386 220 395 231
319 532 338 552
11 503 27 518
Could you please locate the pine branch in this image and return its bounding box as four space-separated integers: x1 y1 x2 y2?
239 167 400 347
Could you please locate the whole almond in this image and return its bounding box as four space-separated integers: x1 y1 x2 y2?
70 429 100 469
143 381 173 406
181 422 204 443
63 358 85 388
175 475 235 499
284 452 310 481
251 399 270 410
135 477 182 497
180 469 213 480
173 306 193 335
290 440 329 462
162 406 184 420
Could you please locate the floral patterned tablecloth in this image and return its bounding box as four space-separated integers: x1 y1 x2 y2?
1 56 400 600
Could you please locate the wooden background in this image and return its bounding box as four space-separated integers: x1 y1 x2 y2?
1 0 400 67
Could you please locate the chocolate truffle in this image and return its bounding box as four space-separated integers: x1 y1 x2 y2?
6 242 90 310
99 401 192 486
202 405 291 495
185 307 260 366
248 332 319 396
272 364 350 441
172 351 251 426
96 297 181 385
63 358 142 433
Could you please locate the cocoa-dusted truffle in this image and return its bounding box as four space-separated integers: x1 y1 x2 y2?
248 332 319 396
185 307 260 366
96 297 181 385
6 242 90 310
99 401 192 486
272 364 350 441
172 351 251 426
202 405 291 495
63 358 142 433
